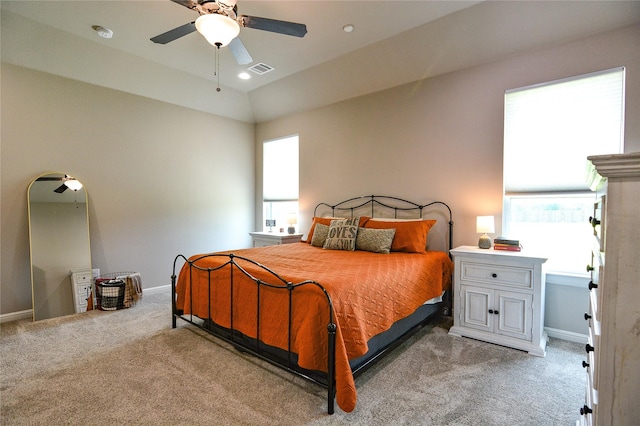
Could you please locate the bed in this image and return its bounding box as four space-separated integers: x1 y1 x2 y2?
171 195 454 414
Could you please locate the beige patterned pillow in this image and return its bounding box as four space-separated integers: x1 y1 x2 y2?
323 217 360 251
356 227 396 254
310 223 330 247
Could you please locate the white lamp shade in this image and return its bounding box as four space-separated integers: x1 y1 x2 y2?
286 214 297 225
476 216 495 234
195 14 240 47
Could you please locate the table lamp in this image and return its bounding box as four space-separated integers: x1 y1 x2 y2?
476 216 495 249
287 214 297 234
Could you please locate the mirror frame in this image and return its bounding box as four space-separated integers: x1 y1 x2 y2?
27 172 92 321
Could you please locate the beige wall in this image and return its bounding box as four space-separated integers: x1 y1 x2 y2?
1 64 255 314
255 24 640 248
2 24 638 323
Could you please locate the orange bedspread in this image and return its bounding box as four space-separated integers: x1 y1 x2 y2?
175 243 452 412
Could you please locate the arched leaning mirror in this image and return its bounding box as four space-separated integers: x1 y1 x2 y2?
28 173 91 321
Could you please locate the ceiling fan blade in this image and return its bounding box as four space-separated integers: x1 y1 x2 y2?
150 22 196 44
170 0 198 9
228 37 253 65
239 15 307 38
54 184 68 193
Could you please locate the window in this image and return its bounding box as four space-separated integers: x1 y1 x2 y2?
503 67 624 275
262 135 299 232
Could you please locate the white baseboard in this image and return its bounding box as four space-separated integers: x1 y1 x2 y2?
0 285 171 324
545 326 588 344
0 309 33 324
142 284 171 295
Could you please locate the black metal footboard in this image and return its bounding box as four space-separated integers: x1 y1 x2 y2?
171 253 338 414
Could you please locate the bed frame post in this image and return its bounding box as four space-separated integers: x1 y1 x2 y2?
171 273 177 329
327 322 337 415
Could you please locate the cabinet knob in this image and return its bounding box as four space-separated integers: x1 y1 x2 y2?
586 344 595 353
488 309 499 315
580 405 593 415
488 309 494 314
586 265 595 272
588 281 598 290
582 360 590 368
584 313 592 321
491 273 498 278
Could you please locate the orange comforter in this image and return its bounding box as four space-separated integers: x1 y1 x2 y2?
175 243 452 412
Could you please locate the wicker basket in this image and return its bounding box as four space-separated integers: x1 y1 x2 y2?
94 271 137 311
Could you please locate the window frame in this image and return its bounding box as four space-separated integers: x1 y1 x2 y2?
262 135 299 232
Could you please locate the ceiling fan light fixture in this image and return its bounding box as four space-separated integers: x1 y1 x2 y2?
92 25 113 39
195 14 240 47
64 179 83 192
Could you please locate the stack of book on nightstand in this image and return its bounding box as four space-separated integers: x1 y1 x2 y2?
493 237 522 252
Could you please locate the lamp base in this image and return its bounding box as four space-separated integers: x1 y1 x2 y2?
287 226 295 235
478 234 492 249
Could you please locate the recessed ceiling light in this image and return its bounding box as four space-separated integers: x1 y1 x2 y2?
343 24 354 33
92 25 113 39
238 72 251 80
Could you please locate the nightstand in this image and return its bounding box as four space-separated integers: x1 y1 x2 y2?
249 231 303 247
448 245 548 356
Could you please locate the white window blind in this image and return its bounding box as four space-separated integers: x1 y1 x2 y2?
504 67 625 193
263 135 299 201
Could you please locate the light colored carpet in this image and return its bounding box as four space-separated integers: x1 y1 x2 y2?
1 290 585 425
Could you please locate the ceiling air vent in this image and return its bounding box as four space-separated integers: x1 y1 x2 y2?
248 62 275 75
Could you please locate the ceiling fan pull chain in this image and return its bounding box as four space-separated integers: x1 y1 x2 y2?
215 42 222 92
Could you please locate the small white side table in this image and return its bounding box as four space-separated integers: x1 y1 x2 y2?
249 231 303 247
448 245 548 356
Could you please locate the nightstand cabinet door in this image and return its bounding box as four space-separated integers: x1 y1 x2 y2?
460 285 491 333
460 285 532 341
496 290 532 341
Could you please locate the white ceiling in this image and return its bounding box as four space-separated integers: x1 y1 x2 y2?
2 1 639 123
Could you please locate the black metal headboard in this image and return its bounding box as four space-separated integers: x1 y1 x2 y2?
313 195 453 254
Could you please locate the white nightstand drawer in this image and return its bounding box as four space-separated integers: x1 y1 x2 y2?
460 261 533 289
72 272 92 284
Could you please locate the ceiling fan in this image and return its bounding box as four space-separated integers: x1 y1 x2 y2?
150 0 308 65
36 175 83 193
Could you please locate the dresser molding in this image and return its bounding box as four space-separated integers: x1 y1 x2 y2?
587 151 640 178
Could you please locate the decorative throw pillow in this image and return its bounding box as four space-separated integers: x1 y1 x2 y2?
355 227 396 254
306 216 370 243
323 217 360 251
310 223 330 247
305 217 341 243
364 219 436 253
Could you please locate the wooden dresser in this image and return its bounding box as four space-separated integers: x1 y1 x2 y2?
580 152 640 425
